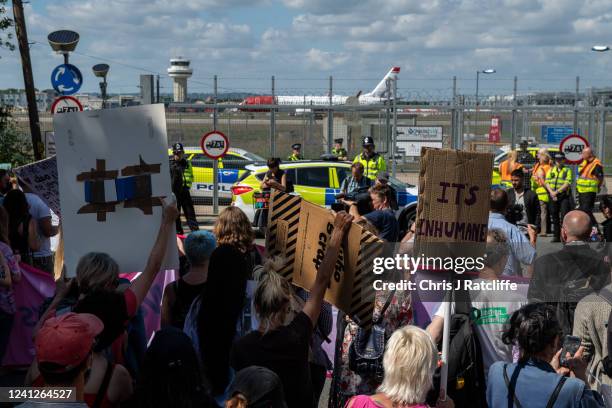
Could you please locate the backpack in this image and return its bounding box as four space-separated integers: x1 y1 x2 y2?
348 291 395 382
428 287 487 408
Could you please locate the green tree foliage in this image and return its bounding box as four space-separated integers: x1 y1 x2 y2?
0 0 14 55
0 106 33 167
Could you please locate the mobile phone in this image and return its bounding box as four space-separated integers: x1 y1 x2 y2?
560 335 581 368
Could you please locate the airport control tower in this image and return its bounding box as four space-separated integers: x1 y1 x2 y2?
167 57 192 103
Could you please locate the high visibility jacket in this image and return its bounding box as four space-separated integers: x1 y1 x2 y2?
577 158 602 194
531 163 551 203
353 152 387 180
287 153 303 161
183 160 194 188
331 147 348 159
499 160 524 188
546 165 573 192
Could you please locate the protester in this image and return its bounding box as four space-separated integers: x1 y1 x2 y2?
349 184 399 242
546 151 573 242
0 206 20 365
0 169 11 204
529 210 610 335
488 189 536 277
577 147 604 221
231 212 353 408
162 230 216 329
133 327 212 408
332 138 348 161
213 206 261 277
22 313 104 407
226 366 287 408
600 195 612 242
531 149 552 236
507 169 540 231
3 189 40 266
287 143 303 161
427 229 527 376
345 326 453 408
24 191 59 274
353 137 387 180
258 158 292 232
499 150 523 188
184 233 250 404
170 142 199 235
374 172 398 210
487 303 604 407
337 162 371 201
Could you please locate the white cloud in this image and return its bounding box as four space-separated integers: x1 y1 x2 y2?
305 48 349 70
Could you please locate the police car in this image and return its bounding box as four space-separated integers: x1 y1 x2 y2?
230 160 419 234
168 147 265 204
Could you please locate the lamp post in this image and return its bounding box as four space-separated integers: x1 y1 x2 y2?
92 64 109 109
474 68 496 138
591 45 609 159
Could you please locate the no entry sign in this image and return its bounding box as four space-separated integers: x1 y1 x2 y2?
51 96 83 114
200 131 229 159
559 134 589 165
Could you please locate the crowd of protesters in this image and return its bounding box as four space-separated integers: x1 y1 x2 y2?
1 152 612 408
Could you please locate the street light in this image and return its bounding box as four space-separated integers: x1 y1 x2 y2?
475 68 496 138
92 63 109 109
47 30 79 64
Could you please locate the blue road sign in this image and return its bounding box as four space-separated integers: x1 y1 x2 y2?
51 64 82 95
540 125 577 144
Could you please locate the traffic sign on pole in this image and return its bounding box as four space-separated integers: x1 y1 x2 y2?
559 134 588 165
200 131 229 159
51 63 83 95
51 95 83 114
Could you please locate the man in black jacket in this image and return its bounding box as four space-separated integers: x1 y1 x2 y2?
170 143 199 234
507 169 540 231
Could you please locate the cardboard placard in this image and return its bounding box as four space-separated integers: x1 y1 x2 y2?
415 148 493 259
13 156 61 216
267 190 384 328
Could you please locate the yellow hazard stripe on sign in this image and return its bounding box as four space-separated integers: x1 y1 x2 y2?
266 190 302 279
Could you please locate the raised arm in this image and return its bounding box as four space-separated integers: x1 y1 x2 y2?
129 200 179 305
302 212 353 325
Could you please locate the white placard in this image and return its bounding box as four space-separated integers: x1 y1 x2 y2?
396 126 443 141
53 104 178 277
397 141 443 157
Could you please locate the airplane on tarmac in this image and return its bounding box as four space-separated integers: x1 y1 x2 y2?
240 66 401 108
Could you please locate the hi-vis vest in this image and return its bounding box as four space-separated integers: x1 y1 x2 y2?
546 165 573 192
287 153 303 161
577 158 602 194
353 152 387 180
331 147 348 159
499 160 524 188
531 163 551 203
183 161 194 188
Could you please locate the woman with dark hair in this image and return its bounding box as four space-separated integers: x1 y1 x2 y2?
599 195 612 242
256 158 292 232
134 327 211 408
487 303 604 407
2 189 39 265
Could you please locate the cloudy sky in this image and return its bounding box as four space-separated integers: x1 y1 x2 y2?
1 0 612 99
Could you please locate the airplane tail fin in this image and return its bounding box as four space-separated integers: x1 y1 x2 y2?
363 66 400 98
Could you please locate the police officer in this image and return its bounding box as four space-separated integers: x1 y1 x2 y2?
287 143 303 161
517 140 537 169
545 151 573 242
170 142 199 234
331 138 348 161
353 137 387 181
577 147 604 219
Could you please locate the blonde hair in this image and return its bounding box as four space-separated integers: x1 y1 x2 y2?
378 326 438 406
253 257 293 333
76 252 119 294
213 206 255 253
508 150 518 166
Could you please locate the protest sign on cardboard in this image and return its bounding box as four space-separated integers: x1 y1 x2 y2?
13 156 61 216
415 148 493 260
53 104 178 277
267 190 384 328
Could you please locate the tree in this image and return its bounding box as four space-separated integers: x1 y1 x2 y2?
0 106 33 166
0 0 14 55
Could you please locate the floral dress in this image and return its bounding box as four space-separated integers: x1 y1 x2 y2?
330 289 412 408
0 241 20 315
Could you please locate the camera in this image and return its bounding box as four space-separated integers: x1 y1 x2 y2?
505 204 524 225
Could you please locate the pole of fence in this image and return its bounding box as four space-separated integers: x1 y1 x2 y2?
598 103 606 160
386 79 391 156
511 76 517 149
573 76 579 134
392 77 398 177
212 74 219 215
452 76 457 149
271 75 276 157
328 76 333 154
